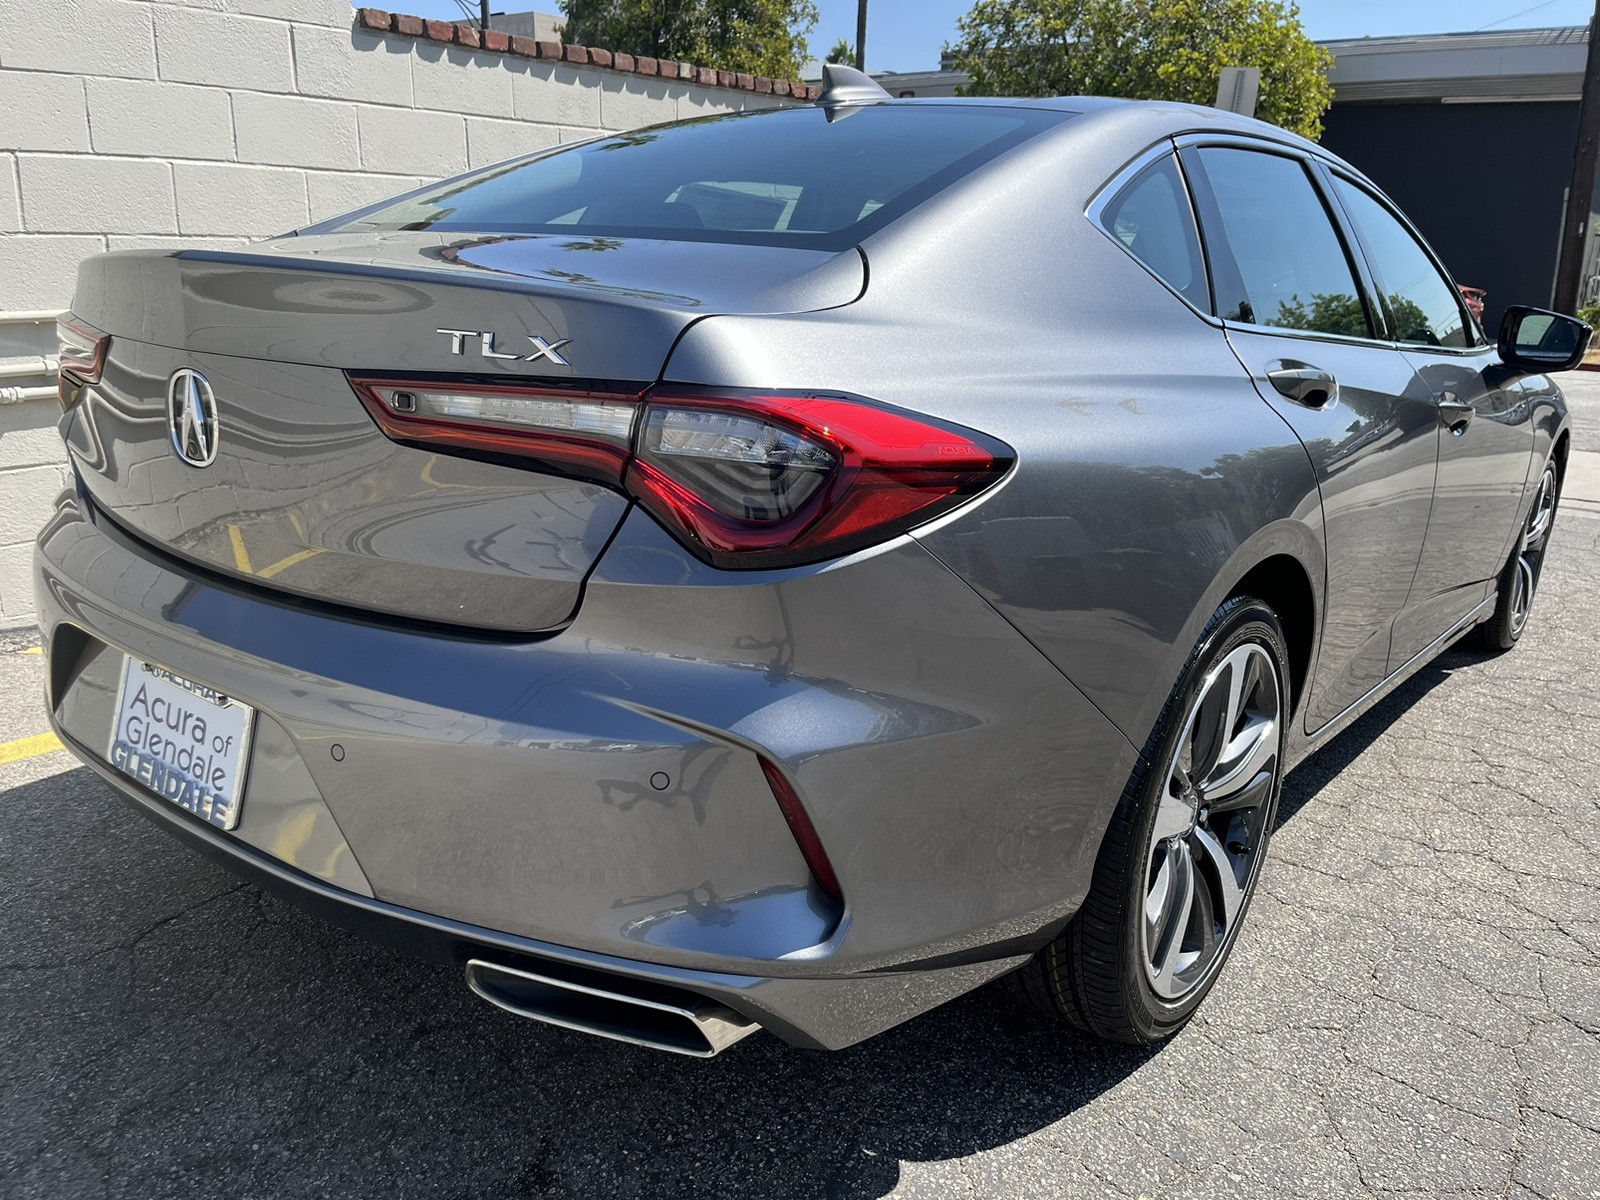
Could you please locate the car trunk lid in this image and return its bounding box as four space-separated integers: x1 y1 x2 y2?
63 235 863 632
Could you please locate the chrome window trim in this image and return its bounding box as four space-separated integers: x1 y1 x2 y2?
1219 320 1403 353
1087 129 1495 360
1175 131 1487 355
1084 138 1221 326
1171 131 1383 194
1171 133 1402 353
1319 166 1492 355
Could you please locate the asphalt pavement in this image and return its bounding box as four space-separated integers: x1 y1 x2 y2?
3 378 1599 1199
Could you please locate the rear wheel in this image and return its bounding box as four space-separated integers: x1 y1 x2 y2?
1476 459 1559 652
1007 596 1288 1043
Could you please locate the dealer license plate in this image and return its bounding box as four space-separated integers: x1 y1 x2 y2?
107 658 254 831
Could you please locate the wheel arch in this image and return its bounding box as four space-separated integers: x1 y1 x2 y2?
1158 517 1324 741
1226 553 1316 725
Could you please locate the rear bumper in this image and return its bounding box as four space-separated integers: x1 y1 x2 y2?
35 487 1136 1049
60 727 1007 1050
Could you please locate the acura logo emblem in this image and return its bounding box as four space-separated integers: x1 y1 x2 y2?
167 369 219 468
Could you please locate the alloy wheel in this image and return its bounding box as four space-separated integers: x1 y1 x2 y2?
1510 463 1557 637
1141 641 1281 1000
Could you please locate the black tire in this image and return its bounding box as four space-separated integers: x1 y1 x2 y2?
1475 458 1559 653
1007 595 1290 1044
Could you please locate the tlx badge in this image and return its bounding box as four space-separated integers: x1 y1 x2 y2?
436 328 572 366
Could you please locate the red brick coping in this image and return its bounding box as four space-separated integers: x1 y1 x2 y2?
355 9 820 100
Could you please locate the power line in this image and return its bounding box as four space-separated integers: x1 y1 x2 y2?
1475 0 1565 31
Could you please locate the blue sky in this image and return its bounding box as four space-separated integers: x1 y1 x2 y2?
363 0 1596 73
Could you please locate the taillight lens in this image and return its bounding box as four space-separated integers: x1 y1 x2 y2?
350 377 1012 569
639 406 836 520
354 381 641 482
56 314 110 410
629 392 1009 567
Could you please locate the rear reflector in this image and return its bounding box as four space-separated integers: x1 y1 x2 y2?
56 313 110 411
758 756 842 906
350 376 1012 569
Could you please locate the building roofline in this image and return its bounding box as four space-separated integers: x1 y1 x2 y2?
1321 24 1586 52
1326 23 1586 103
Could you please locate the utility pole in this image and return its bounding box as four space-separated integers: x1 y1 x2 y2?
1554 1 1600 315
855 0 868 71
480 0 490 32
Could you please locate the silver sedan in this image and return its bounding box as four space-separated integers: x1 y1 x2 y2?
37 67 1589 1055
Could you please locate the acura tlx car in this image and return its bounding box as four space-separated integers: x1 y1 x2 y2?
37 66 1589 1056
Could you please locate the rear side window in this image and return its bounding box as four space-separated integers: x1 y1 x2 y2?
340 106 1065 251
1098 155 1209 311
1193 147 1370 340
1331 177 1471 349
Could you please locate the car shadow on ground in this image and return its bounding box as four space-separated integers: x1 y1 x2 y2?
1 646 1488 1199
1273 644 1483 827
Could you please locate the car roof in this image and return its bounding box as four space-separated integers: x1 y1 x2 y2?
877 94 1315 144
849 94 1342 180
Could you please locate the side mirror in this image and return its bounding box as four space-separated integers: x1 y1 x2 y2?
1498 305 1592 373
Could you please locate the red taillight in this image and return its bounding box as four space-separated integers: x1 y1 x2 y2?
759 756 842 906
56 314 110 410
629 392 1008 568
350 377 1012 569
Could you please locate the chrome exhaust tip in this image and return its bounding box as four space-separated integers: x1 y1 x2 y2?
464 958 760 1058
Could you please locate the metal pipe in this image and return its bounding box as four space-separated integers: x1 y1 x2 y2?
0 356 59 380
0 384 57 405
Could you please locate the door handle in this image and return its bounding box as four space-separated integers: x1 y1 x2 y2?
1438 394 1474 435
1266 362 1338 408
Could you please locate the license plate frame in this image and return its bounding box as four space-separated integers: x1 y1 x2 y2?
106 657 255 831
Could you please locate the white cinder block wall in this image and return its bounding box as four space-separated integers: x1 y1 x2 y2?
0 0 804 629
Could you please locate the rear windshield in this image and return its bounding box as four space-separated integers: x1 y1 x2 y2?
338 105 1066 250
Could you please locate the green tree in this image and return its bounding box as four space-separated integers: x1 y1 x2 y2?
560 0 819 81
826 37 855 64
949 0 1333 139
1275 291 1367 338
1276 292 1439 342
1384 296 1435 344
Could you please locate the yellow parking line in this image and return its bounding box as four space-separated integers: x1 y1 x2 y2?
23 647 42 655
421 455 470 490
257 547 326 580
228 524 254 574
0 731 65 766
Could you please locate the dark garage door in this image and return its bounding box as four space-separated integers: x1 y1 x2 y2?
1320 99 1579 332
